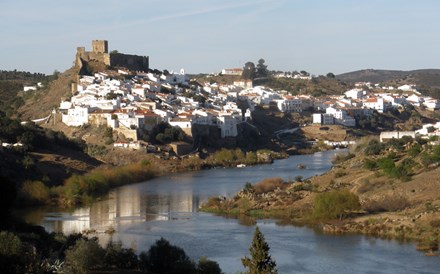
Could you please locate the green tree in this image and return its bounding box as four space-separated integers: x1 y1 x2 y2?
242 226 277 274
64 238 105 274
139 237 196 274
256 59 268 78
326 72 335 78
313 190 361 220
197 256 222 274
242 62 256 80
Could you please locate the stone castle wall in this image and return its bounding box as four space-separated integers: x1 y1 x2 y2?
75 40 148 72
110 53 149 72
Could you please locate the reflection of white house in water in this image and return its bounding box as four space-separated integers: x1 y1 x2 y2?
47 186 198 235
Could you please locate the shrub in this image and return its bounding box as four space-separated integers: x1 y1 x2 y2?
332 153 355 164
197 256 222 274
203 197 222 209
364 158 378 170
104 241 138 269
363 195 410 213
313 190 361 220
64 238 105 274
254 177 284 194
364 139 384 156
0 231 22 256
139 238 196 274
19 181 50 204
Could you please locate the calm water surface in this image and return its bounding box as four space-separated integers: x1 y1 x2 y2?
22 150 440 273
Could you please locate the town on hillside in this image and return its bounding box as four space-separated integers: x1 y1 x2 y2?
18 40 440 155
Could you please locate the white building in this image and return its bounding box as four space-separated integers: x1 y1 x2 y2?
363 97 387 113
345 88 366 100
62 106 89 126
313 113 335 125
325 107 356 127
217 115 238 138
221 68 243 76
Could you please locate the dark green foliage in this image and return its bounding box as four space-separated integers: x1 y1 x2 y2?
242 62 256 80
242 226 277 274
139 238 196 274
0 231 24 274
197 256 222 274
256 59 269 78
64 238 105 273
376 156 413 180
139 237 196 274
313 190 361 220
104 241 139 269
364 139 384 155
364 158 378 170
150 122 186 144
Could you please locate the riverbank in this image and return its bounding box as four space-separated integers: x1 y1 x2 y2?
18 148 289 208
200 138 440 255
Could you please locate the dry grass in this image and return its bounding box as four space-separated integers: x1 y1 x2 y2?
254 177 285 194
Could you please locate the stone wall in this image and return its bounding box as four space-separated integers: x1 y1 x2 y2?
75 40 148 73
110 53 149 72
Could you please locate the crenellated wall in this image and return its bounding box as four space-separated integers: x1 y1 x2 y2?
75 40 148 72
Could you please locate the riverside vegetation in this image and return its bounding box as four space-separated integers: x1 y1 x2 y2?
201 136 440 255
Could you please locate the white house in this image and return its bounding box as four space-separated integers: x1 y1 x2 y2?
221 68 243 76
345 88 366 100
313 113 335 125
326 107 356 127
398 84 416 92
217 115 238 138
62 106 89 126
363 97 387 113
423 98 440 110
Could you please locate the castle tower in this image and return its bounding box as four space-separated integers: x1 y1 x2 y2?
92 40 108 54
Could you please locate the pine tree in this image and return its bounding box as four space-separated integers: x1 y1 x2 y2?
241 226 277 274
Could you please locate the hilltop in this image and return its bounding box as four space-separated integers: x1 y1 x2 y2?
337 69 440 95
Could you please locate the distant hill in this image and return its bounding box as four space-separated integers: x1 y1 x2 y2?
336 69 440 88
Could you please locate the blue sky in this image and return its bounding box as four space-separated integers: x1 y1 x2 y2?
1 0 440 75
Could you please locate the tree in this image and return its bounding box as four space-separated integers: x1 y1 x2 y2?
256 58 268 78
64 238 105 274
326 72 335 78
313 190 361 220
242 226 277 274
197 256 222 274
242 62 256 80
139 237 196 274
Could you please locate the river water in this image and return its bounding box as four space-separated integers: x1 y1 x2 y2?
21 150 440 273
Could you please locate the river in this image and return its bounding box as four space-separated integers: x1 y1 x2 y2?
21 150 440 273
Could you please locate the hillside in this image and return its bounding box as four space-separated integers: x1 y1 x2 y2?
201 137 440 254
337 69 440 87
18 67 79 120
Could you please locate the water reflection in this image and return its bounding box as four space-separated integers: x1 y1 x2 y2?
21 149 440 273
37 150 345 235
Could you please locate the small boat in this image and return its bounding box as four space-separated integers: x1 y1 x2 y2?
237 164 246 168
297 163 306 169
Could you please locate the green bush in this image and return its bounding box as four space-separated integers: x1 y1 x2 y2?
64 238 105 274
19 181 50 204
313 190 361 220
364 158 378 170
139 238 196 274
0 231 22 256
364 139 384 155
197 256 222 274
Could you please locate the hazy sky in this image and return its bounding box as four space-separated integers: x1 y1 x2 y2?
1 0 440 75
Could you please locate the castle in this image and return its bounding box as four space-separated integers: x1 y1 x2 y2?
75 40 149 72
